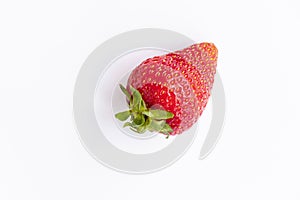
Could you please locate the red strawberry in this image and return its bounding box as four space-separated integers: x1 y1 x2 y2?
115 43 218 137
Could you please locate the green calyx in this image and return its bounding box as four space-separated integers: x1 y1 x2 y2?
114 84 174 138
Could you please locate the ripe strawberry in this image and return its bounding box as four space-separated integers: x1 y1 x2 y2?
115 43 218 137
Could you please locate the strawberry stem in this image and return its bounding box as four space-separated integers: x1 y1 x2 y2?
115 84 174 137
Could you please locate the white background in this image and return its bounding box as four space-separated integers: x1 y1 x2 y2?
1 0 300 199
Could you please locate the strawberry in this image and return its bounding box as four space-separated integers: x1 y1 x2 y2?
115 43 218 137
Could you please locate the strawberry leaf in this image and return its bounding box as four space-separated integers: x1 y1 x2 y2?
160 123 173 133
159 124 173 139
119 84 131 102
140 99 147 111
130 86 143 111
143 109 174 120
148 119 166 132
115 111 131 121
136 124 147 133
123 122 132 128
130 127 139 133
142 111 153 117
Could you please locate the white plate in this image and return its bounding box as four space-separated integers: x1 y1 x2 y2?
73 28 225 174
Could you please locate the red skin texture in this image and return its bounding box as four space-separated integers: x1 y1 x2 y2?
127 43 218 135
